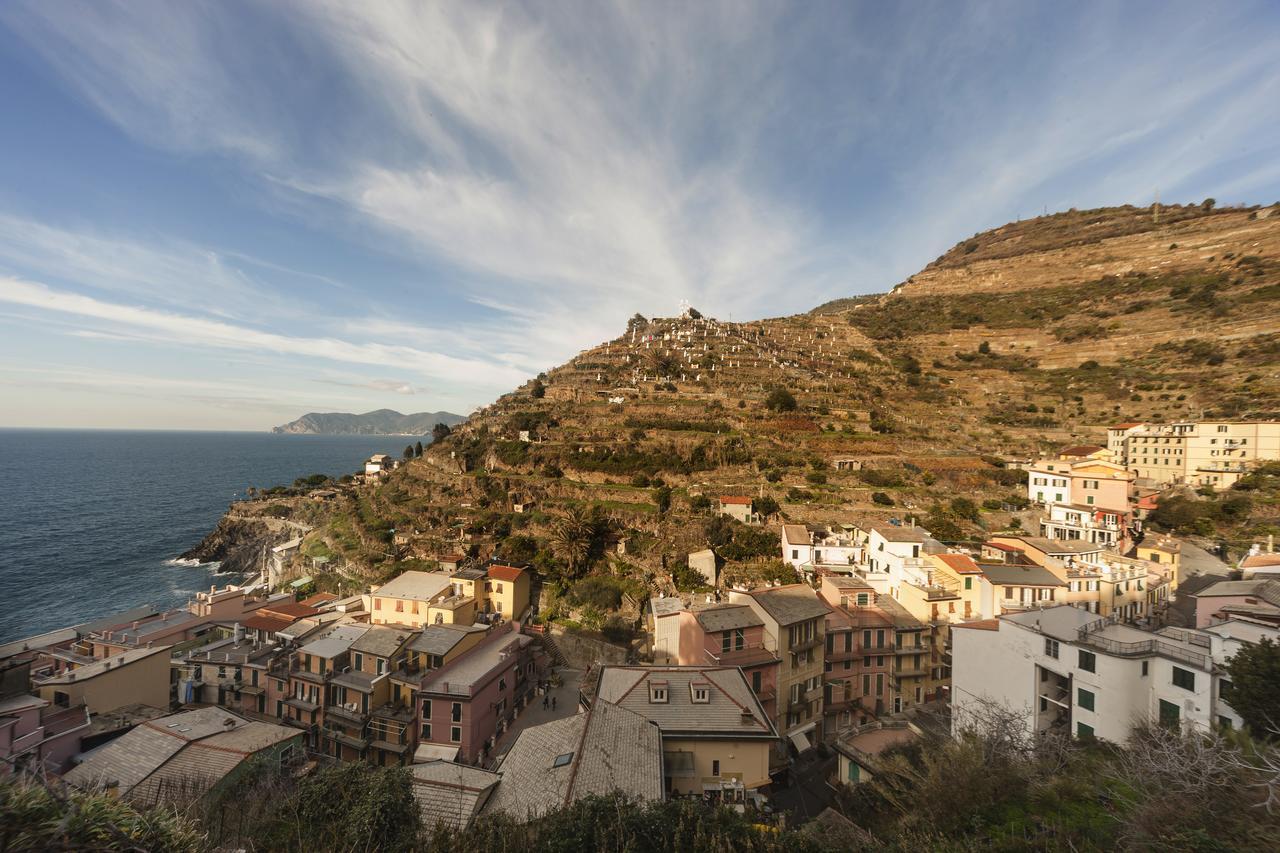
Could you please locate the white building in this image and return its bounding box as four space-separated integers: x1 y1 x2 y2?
782 524 864 576
1039 503 1127 548
864 525 944 594
952 606 1232 743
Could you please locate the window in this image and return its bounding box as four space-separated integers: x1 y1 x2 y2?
421 723 431 740
856 592 870 606
451 702 462 722
711 760 720 776
650 682 669 703
552 752 573 768
450 726 462 743
1158 699 1180 727
862 629 871 648
964 577 972 590
1077 688 1095 711
1220 678 1234 704
752 671 762 693
734 628 745 650
690 683 710 703
847 762 861 782
1078 650 1096 673
353 653 363 671
1045 638 1059 659
423 699 432 719
1172 667 1195 691
1077 722 1094 739
1141 661 1148 677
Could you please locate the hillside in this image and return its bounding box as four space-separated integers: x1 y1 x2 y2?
271 408 465 435
220 202 1280 605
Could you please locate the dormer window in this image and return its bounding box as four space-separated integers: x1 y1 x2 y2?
690 682 710 704
649 680 669 703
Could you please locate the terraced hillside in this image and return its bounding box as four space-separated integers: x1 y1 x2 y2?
216 202 1280 612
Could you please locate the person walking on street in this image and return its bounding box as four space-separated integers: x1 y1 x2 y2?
551 696 557 711
543 694 549 710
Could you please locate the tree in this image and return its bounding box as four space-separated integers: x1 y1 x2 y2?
530 378 546 398
755 495 780 519
765 388 797 412
549 505 607 577
950 497 980 522
654 485 672 514
872 491 894 506
414 440 423 457
431 422 452 444
1225 637 1280 736
978 340 991 354
403 444 414 460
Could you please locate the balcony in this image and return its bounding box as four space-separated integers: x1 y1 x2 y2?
325 702 370 724
789 637 823 654
372 702 416 723
324 729 369 751
284 696 320 713
893 644 926 655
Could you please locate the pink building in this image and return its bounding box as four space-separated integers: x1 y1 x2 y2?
0 661 89 776
1190 580 1280 628
672 604 779 721
417 627 538 764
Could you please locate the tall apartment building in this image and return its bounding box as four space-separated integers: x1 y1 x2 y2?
729 585 828 754
1106 421 1280 489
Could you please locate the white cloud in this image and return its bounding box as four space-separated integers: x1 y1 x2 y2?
0 276 528 391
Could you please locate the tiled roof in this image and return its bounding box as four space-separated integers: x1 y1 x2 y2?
409 624 487 656
411 761 501 831
978 563 1066 587
1242 553 1280 569
241 614 292 634
128 722 299 804
869 525 929 543
1059 444 1107 457
718 495 753 505
744 584 829 625
694 604 763 632
484 701 663 820
487 564 526 582
935 553 982 574
595 666 775 739
951 619 999 631
420 632 531 696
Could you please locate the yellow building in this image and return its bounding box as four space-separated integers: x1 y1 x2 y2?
1108 421 1280 489
366 571 454 628
926 553 985 621
1135 537 1182 592
34 645 171 714
448 563 532 622
594 665 777 800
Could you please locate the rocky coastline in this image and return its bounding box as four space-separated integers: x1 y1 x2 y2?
180 512 301 576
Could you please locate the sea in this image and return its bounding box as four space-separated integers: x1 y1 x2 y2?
0 429 411 643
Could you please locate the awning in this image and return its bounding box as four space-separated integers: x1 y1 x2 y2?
289 576 314 589
788 730 812 753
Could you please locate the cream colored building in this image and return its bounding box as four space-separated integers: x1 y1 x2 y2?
594 666 776 799
33 645 172 714
366 571 456 628
1107 421 1280 489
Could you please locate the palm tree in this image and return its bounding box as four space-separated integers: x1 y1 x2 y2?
550 506 597 576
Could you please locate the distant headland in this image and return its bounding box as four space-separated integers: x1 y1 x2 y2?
271 408 466 435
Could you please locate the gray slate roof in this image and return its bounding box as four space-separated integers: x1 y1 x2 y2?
695 604 763 632
351 625 416 658
409 624 487 656
410 761 501 831
595 666 775 739
484 701 663 820
298 623 368 659
978 563 1066 587
745 585 830 625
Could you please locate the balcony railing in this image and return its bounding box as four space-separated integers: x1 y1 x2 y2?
703 643 779 667
325 702 370 724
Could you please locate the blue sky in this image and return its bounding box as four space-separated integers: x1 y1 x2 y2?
1 1 1278 430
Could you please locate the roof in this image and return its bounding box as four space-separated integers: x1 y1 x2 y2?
1194 580 1280 607
824 575 873 589
743 584 830 625
372 571 453 602
998 536 1102 556
351 625 416 657
484 701 663 820
934 553 982 574
35 645 170 685
410 761 501 831
649 596 685 618
487 564 526 583
63 707 298 800
1001 605 1096 642
951 619 999 631
420 632 532 696
409 624 487 657
298 623 368 659
1111 422 1145 429
718 495 753 505
242 614 292 634
1059 444 1107 457
835 723 919 762
595 666 775 739
978 563 1066 587
1242 553 1280 569
694 604 764 632
869 525 929 543
257 601 319 620
782 524 811 546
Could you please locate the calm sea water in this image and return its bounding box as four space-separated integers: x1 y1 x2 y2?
0 430 410 643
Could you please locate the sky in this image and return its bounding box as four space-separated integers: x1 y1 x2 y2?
1 1 1278 430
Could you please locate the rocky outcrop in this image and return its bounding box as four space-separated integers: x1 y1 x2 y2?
271 409 465 435
180 513 298 576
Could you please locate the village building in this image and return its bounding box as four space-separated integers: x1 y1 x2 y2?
366 571 457 629
716 495 758 524
32 644 171 715
952 606 1231 743
410 761 501 831
279 623 367 750
0 660 90 777
831 720 921 787
594 665 777 800
1105 420 1280 489
323 625 418 764
482 699 664 820
728 584 828 754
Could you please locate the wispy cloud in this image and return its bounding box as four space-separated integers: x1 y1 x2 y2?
0 276 528 391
